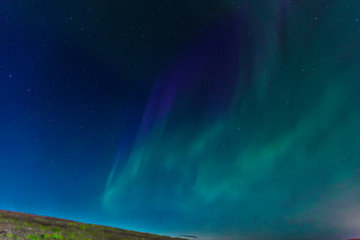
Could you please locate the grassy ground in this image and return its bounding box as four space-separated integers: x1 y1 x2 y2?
0 210 184 240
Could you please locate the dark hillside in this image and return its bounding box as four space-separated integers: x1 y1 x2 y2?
0 210 184 240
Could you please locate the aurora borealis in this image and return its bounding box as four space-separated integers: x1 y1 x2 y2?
1 1 360 239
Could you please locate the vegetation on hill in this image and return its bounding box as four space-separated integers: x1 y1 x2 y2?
0 210 184 240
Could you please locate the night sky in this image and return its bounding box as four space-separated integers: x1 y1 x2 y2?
1 1 360 239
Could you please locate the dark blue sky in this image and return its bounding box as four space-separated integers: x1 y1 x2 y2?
1 1 360 240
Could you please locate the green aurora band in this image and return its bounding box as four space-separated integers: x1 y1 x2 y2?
103 1 360 239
